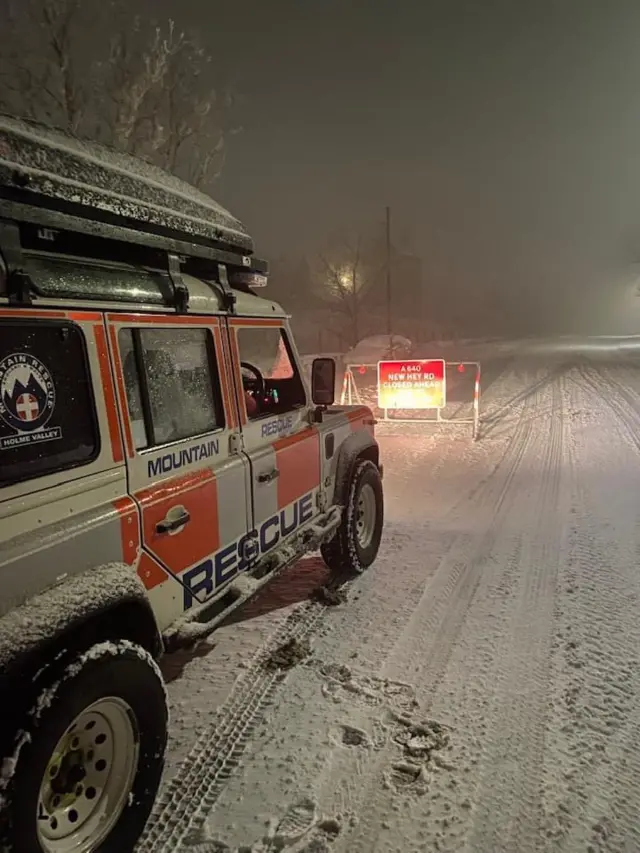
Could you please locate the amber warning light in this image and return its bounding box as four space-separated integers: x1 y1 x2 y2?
377 359 446 409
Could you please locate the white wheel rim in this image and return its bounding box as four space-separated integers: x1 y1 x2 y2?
355 483 377 549
36 697 139 853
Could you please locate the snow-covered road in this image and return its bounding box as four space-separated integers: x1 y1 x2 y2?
139 348 640 853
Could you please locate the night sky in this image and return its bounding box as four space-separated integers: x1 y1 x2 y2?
155 2 640 330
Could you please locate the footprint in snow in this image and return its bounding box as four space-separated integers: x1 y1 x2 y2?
318 663 416 713
270 797 318 846
382 713 454 794
192 801 341 853
384 760 430 794
391 714 451 760
257 800 341 852
329 723 371 748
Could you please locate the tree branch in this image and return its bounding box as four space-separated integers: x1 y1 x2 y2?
0 2 239 184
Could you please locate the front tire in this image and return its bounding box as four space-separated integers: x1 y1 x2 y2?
321 458 384 574
1 640 168 853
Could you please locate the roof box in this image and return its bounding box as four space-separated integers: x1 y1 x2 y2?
0 114 253 256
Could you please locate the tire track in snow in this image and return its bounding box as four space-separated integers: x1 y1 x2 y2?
315 358 547 682
383 366 569 853
144 362 568 853
139 363 532 852
309 361 543 690
596 359 640 417
578 362 640 454
565 371 640 851
141 362 534 853
329 367 556 853
536 365 584 853
138 597 350 853
334 437 483 672
583 695 640 853
542 364 640 853
379 363 543 678
458 370 567 853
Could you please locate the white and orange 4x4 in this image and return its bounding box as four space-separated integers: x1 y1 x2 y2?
0 117 384 853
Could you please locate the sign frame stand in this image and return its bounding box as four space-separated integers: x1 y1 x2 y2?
340 367 364 407
340 361 481 440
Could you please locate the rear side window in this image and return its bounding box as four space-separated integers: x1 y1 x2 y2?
0 320 99 485
119 327 224 450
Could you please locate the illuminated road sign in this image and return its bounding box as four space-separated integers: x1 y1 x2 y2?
377 359 446 409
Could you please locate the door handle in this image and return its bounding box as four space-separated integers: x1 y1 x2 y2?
156 509 191 534
257 468 280 484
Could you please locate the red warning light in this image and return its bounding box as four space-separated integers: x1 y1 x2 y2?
358 365 367 375
457 364 465 373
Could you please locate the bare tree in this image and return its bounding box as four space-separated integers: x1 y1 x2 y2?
0 0 239 188
104 18 186 152
40 0 86 133
316 236 370 347
0 0 94 131
150 39 241 187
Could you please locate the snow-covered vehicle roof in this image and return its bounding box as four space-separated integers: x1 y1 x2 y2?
345 334 413 364
0 114 252 254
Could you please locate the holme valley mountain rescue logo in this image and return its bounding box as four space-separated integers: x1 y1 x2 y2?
0 353 62 450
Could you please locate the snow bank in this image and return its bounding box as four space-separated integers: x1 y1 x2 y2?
497 335 640 355
344 335 413 365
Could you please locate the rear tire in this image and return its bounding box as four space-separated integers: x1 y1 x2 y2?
1 640 167 853
321 458 384 574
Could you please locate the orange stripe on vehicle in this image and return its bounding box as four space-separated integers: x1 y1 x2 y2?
135 467 214 506
212 325 236 429
94 323 124 463
135 469 219 572
106 312 216 326
68 311 102 321
114 496 140 565
221 330 240 429
137 552 169 591
108 323 135 458
0 308 65 318
274 428 320 509
230 317 283 327
227 327 247 424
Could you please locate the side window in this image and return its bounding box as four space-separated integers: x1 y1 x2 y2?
118 327 224 449
0 320 99 485
236 326 306 420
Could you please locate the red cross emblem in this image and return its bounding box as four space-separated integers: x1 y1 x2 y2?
16 393 40 421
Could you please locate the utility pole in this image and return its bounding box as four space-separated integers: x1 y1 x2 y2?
386 205 393 356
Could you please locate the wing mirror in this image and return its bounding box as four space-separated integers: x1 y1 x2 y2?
311 357 335 406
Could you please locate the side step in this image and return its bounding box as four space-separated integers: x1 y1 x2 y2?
163 505 342 649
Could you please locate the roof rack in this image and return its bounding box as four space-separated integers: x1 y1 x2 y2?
0 116 269 313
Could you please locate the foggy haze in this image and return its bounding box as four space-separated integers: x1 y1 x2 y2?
196 0 640 336
5 0 640 336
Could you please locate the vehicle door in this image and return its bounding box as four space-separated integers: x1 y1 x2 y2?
108 313 250 628
228 318 321 562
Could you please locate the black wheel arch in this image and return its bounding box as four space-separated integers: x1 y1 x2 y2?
332 432 381 507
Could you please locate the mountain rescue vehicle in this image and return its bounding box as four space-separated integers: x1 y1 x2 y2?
0 116 384 853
